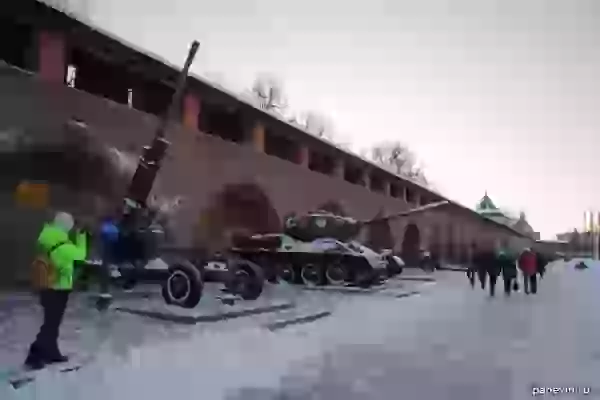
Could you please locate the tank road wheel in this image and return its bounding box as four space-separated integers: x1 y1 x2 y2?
325 262 347 286
301 263 322 286
161 261 203 308
228 259 265 300
354 267 375 288
279 263 296 284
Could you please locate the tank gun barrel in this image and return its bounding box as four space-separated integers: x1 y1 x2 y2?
127 41 200 206
361 200 450 225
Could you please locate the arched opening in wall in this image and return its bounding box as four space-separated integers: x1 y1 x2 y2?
445 225 455 263
316 200 348 216
366 209 394 251
429 224 442 263
401 223 421 266
194 183 280 252
461 244 470 264
470 240 479 263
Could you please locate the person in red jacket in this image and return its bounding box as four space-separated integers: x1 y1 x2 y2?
518 248 538 295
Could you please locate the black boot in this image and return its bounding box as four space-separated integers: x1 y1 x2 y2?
24 353 46 371
45 354 69 365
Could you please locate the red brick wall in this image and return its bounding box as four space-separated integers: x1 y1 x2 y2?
0 63 523 284
37 29 66 84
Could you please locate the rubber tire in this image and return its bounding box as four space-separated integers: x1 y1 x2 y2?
161 261 203 308
229 259 265 300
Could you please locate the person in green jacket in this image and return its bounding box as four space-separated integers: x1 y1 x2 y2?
25 211 88 370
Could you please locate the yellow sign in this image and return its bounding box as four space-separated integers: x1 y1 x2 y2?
14 181 50 209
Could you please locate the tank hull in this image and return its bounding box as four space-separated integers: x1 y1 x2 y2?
230 234 389 287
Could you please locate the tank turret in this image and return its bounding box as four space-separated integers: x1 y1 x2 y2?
283 210 361 242
283 201 450 243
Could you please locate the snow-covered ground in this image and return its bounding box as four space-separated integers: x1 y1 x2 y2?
3 261 600 399
0 278 430 399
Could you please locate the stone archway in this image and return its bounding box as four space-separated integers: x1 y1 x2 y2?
445 224 456 263
429 224 442 263
469 240 478 263
366 209 394 251
401 223 421 266
194 182 280 252
459 244 469 264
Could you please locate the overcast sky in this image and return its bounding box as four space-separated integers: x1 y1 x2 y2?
48 0 600 239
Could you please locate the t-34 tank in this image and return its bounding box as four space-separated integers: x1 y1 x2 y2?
230 201 449 287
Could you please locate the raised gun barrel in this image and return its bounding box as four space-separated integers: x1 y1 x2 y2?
127 41 200 206
283 200 450 242
361 200 450 225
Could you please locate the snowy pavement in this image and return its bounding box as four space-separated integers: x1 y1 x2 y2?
2 262 599 399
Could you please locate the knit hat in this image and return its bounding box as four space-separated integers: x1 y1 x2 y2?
53 211 74 232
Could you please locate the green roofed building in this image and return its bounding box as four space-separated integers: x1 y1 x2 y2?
476 191 539 240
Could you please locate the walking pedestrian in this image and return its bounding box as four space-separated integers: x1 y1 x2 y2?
498 250 517 296
518 247 538 295
466 265 476 288
96 212 120 306
472 246 488 290
535 250 547 279
486 249 501 297
118 200 147 291
419 250 435 273
26 211 88 370
466 245 476 288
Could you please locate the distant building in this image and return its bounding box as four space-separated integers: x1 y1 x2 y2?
556 230 595 256
475 192 540 240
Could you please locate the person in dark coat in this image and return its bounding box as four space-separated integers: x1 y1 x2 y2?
497 250 517 296
485 250 502 297
535 250 547 279
466 245 476 288
466 264 476 288
472 246 488 290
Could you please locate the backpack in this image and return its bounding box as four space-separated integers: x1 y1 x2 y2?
31 241 67 290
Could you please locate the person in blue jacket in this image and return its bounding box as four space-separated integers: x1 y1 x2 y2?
97 214 120 299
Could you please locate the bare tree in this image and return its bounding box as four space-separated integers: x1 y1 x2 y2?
366 141 428 185
302 111 332 138
245 77 352 150
250 74 288 113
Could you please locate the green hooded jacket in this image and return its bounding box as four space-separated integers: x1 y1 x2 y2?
37 222 88 290
497 250 517 277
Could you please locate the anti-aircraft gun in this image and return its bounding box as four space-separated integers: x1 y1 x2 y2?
230 201 449 287
111 41 265 308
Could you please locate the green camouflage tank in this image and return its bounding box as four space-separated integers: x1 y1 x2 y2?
283 210 362 242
